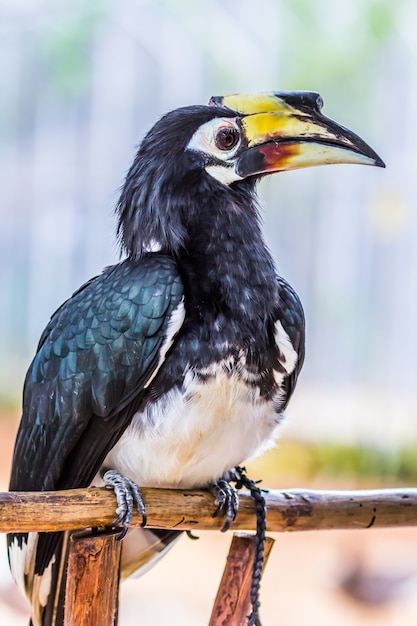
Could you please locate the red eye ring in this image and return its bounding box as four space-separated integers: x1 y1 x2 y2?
214 127 240 151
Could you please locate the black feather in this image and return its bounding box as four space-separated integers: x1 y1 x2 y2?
8 254 183 620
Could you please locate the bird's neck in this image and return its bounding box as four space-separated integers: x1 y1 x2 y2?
118 171 279 320
178 187 278 320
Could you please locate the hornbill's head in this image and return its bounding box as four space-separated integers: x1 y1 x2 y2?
117 91 384 258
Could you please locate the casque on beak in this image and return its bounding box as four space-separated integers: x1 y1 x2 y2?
209 91 385 178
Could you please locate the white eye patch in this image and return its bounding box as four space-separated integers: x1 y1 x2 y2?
187 118 243 185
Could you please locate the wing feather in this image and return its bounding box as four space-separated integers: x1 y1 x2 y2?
8 254 184 626
277 276 305 410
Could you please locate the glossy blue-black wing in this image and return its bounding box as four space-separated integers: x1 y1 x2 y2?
8 254 184 626
10 254 183 493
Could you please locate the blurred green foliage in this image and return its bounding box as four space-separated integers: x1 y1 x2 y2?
278 0 401 119
24 0 405 100
249 438 417 486
38 13 97 96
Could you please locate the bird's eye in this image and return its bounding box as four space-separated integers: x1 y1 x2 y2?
214 127 240 151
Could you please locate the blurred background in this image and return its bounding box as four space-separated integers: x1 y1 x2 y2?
1 0 417 624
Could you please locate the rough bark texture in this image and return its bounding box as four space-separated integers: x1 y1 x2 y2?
64 529 121 626
209 533 274 626
1 487 416 533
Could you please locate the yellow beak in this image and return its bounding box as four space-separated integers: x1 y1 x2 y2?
209 92 385 177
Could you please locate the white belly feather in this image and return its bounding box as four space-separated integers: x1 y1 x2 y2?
103 368 284 489
10 318 298 626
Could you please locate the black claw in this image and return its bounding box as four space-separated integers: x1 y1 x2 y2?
129 479 147 526
210 478 239 531
116 524 129 541
102 469 147 537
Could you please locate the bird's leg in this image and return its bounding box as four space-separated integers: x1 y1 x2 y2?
102 469 147 540
211 466 267 626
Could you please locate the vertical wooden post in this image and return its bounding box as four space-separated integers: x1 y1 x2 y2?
64 529 122 626
209 533 275 626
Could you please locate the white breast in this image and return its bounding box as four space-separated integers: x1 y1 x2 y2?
103 367 285 489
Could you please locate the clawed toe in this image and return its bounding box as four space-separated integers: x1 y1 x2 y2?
210 477 240 532
102 469 147 539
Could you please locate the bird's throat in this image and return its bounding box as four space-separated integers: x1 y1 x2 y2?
179 191 278 321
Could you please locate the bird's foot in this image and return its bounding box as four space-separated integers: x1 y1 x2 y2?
210 474 240 532
102 469 147 540
210 466 264 532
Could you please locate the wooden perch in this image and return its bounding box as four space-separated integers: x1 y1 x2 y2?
65 529 121 626
209 534 275 625
1 487 416 534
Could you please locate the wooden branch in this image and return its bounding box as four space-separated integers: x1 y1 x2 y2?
64 529 121 626
209 534 275 626
1 487 416 534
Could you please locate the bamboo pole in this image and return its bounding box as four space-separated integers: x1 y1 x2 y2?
1 487 416 534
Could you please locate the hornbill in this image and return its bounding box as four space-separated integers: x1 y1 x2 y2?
7 91 384 626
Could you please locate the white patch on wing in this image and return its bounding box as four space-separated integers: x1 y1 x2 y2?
8 533 56 626
8 536 28 600
104 363 284 490
37 557 55 608
143 298 185 389
273 320 298 385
